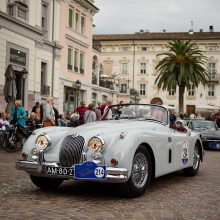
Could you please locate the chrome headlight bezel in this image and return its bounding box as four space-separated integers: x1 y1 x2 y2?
88 136 105 153
35 134 51 150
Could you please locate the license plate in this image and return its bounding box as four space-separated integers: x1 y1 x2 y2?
74 161 106 180
209 142 220 148
46 166 74 176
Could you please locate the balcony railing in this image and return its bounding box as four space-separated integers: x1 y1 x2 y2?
74 66 78 72
92 75 97 85
120 89 127 93
99 80 112 89
41 85 50 95
207 73 220 81
67 64 72 70
92 39 101 53
7 3 28 21
80 68 84 74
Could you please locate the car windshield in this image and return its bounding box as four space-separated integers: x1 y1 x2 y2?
101 104 168 125
189 121 217 130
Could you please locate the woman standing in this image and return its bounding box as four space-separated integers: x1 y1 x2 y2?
84 103 97 124
42 97 56 126
10 100 27 126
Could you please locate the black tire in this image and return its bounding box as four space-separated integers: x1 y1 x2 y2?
30 175 64 189
1 130 22 153
183 142 200 176
119 145 152 198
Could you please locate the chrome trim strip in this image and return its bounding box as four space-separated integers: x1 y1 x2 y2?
15 160 128 182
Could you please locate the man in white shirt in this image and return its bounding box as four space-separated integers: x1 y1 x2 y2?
0 113 10 139
103 97 113 119
189 113 196 119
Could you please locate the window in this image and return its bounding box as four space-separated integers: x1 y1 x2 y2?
67 48 72 70
41 62 50 95
91 93 96 105
75 13 78 31
74 51 78 72
80 53 84 74
122 47 128 51
102 95 107 103
208 84 215 96
209 46 216 51
209 63 216 79
168 86 176 96
81 16 85 34
141 47 147 51
41 4 47 28
140 63 146 74
188 84 195 96
122 63 128 74
140 84 146 95
120 84 127 93
69 9 73 28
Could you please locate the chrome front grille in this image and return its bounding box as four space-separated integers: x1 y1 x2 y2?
59 135 85 167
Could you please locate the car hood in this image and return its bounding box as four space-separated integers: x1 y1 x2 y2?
66 120 157 137
195 128 220 139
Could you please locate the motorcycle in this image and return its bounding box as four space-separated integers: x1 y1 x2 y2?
1 123 33 153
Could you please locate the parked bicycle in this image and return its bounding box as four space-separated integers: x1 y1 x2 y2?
0 122 32 153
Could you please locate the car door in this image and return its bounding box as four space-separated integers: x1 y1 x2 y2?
172 130 192 171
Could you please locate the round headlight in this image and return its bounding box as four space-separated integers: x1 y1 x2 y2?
36 135 50 150
88 137 104 153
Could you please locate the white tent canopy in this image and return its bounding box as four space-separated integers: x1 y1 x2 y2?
196 105 220 110
162 105 176 110
100 74 110 78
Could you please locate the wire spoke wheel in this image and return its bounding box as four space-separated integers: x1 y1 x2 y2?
131 152 148 188
193 144 200 169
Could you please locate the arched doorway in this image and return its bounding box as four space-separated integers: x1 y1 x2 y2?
150 97 163 104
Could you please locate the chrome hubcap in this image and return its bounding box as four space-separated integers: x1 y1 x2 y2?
131 152 148 188
193 145 200 169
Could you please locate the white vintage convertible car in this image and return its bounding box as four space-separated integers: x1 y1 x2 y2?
16 104 204 197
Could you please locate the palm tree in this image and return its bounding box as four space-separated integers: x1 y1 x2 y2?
155 39 210 114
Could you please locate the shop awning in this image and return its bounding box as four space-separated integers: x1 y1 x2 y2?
196 105 220 110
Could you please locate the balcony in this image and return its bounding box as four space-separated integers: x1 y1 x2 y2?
99 80 112 89
80 68 84 74
74 66 78 72
92 39 101 53
92 74 97 85
41 85 50 95
7 2 29 22
207 73 220 82
67 64 72 70
120 89 127 93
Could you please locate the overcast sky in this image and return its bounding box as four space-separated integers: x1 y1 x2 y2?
93 0 220 34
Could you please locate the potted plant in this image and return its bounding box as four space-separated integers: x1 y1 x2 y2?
15 1 28 8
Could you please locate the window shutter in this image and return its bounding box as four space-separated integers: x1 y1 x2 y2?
76 13 78 21
69 9 72 28
80 54 83 69
81 17 84 26
68 48 72 65
74 51 77 66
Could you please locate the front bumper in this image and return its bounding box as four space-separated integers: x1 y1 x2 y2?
15 151 128 183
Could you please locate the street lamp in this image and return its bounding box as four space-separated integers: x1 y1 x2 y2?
75 80 81 107
110 84 114 97
111 72 117 83
126 78 131 88
21 68 28 106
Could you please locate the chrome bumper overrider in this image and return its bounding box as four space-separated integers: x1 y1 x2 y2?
15 152 128 183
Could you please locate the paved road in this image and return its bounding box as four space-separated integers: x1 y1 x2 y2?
0 147 219 220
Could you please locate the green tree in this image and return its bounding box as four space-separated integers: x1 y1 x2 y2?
155 39 210 114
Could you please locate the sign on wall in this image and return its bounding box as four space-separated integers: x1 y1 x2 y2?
10 48 26 66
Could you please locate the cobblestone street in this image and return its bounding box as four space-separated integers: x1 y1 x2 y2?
0 147 219 220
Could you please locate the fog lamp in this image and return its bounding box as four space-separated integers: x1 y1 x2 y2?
31 147 40 160
92 152 104 164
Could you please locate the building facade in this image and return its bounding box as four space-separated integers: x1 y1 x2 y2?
59 0 116 115
0 0 62 114
94 29 220 116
